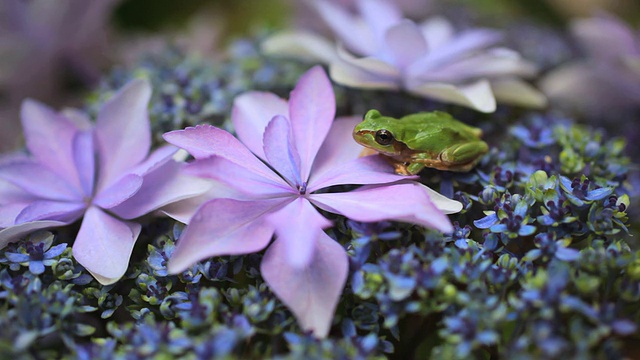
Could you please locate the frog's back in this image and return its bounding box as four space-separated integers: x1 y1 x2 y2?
400 112 482 150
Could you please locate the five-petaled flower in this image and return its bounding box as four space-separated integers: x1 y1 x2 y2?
163 66 461 337
263 0 546 113
0 79 211 285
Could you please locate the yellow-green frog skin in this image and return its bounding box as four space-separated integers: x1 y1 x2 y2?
353 110 489 175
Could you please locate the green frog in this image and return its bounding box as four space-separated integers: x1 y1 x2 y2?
353 110 489 175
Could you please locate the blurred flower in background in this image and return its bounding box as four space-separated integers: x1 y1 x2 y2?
540 13 640 115
264 0 547 113
0 0 121 152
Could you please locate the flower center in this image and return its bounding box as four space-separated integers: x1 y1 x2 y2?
297 182 307 195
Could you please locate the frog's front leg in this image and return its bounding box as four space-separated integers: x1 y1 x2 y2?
406 162 426 175
379 156 419 175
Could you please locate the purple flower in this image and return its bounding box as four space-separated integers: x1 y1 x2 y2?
540 13 640 114
263 0 546 112
0 79 211 284
163 66 461 337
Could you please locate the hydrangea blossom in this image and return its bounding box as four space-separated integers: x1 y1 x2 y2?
263 0 546 113
163 66 461 337
0 79 211 285
540 13 640 114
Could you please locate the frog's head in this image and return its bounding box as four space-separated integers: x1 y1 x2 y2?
353 109 405 155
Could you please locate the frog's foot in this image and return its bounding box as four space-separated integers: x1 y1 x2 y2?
406 162 426 175
393 162 412 175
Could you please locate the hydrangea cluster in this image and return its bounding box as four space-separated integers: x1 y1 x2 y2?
0 3 639 359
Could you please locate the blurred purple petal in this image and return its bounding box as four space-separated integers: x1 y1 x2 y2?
330 59 400 89
572 14 637 62
261 231 348 337
408 80 496 113
232 91 289 160
263 115 302 186
95 78 152 187
416 24 502 70
0 161 82 201
73 206 141 285
313 0 375 56
288 66 336 181
110 160 212 220
385 20 427 68
490 78 548 108
167 198 287 274
93 174 143 209
267 198 332 268
357 0 402 43
261 31 338 64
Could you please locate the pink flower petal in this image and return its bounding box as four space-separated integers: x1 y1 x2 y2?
266 197 332 268
288 66 336 182
109 160 212 220
308 155 411 192
183 156 292 198
232 91 289 160
309 182 454 233
311 116 365 174
167 198 289 274
93 174 143 209
95 79 152 188
0 220 69 249
261 231 348 338
20 99 83 189
72 130 95 197
73 206 142 285
384 20 428 69
163 125 283 183
263 115 302 187
15 200 85 224
0 161 82 201
160 182 243 224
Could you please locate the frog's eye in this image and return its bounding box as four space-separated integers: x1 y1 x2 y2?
375 129 394 145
